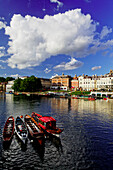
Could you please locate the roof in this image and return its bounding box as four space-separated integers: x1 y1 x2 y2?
39 116 56 123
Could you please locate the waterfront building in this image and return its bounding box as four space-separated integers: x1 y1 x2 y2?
77 70 113 91
6 80 14 93
71 75 79 90
96 76 113 90
51 73 72 91
78 75 93 91
18 76 29 80
39 78 51 90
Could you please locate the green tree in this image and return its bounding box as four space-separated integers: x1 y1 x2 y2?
12 78 22 92
28 75 42 92
0 77 5 82
12 76 42 92
5 77 15 82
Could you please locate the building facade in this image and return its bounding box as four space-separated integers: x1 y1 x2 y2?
40 78 51 90
6 81 14 93
71 74 79 90
77 71 113 91
51 73 72 90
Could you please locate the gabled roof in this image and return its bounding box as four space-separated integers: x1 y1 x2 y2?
39 116 56 123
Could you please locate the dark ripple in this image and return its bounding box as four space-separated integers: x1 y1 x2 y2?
1 95 113 169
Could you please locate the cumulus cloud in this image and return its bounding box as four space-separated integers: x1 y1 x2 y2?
0 21 6 29
44 68 51 73
53 58 83 70
50 0 63 10
4 9 113 70
0 46 6 57
100 26 112 39
91 66 101 71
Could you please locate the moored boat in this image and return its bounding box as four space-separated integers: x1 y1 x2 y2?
88 97 96 101
15 116 28 144
3 116 15 142
24 115 44 145
31 112 63 138
71 95 78 99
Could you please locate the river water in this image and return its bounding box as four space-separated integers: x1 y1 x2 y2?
0 93 113 170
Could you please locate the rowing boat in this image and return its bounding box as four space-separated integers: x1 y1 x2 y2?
3 116 15 142
15 116 28 144
24 115 44 145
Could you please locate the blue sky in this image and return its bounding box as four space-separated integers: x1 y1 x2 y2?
0 0 113 78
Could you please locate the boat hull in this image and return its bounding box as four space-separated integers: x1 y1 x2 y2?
31 112 63 138
24 115 45 145
15 116 28 144
3 116 15 142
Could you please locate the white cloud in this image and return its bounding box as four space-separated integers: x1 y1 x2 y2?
0 17 5 20
100 26 112 39
0 59 7 63
53 58 83 70
0 46 6 57
44 68 51 73
51 73 58 79
10 74 20 78
0 21 6 29
50 0 63 10
5 9 113 70
91 66 101 71
42 8 46 12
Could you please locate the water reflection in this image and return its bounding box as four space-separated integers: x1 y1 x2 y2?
50 97 113 117
15 135 28 152
46 135 63 153
1 94 113 169
30 139 45 162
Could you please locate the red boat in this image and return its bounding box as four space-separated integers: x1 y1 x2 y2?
88 97 95 101
24 115 44 145
31 112 63 137
3 116 15 142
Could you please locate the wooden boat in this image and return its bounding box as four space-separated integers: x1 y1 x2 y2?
15 116 28 144
88 97 95 101
31 112 63 138
24 115 44 145
3 116 15 142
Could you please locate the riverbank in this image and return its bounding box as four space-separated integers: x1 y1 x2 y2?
14 90 91 96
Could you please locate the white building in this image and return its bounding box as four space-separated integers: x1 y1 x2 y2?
96 76 113 90
78 76 92 91
6 81 14 93
78 75 113 91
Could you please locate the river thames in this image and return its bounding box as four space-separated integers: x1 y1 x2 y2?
0 93 113 170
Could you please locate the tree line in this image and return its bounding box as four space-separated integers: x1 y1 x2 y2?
0 77 15 83
12 75 42 92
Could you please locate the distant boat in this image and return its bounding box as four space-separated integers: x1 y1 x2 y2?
15 116 28 144
31 112 64 138
24 115 44 145
72 95 78 99
88 97 96 101
3 116 15 142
